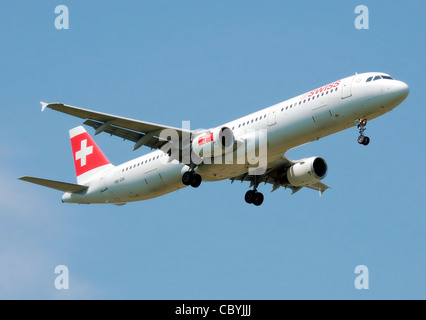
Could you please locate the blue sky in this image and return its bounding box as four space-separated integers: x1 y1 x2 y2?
0 0 425 299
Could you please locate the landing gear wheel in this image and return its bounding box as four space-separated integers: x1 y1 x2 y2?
245 190 264 206
182 171 202 188
190 174 202 188
362 136 370 146
253 192 264 206
182 171 193 186
358 135 370 146
245 190 256 204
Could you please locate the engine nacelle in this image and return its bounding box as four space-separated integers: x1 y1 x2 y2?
287 157 328 186
192 127 235 158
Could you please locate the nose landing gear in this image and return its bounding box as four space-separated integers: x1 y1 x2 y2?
356 119 370 146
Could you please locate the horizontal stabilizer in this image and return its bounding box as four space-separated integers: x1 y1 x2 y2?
19 176 88 193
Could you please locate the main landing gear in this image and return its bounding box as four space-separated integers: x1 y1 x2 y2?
244 176 264 206
356 119 370 146
245 189 264 206
182 170 202 188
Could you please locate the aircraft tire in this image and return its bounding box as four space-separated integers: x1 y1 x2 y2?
190 174 202 188
245 190 256 204
182 171 193 186
253 192 264 206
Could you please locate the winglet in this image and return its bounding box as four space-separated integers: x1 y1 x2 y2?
40 101 49 112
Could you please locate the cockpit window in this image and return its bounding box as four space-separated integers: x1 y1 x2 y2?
367 75 394 83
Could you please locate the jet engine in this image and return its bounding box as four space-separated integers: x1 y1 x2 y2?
192 127 235 158
287 157 328 186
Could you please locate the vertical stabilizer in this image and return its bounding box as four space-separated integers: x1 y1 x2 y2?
69 126 113 184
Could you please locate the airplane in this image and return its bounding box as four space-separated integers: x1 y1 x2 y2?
19 72 409 206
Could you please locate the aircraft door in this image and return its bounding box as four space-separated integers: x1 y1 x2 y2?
268 106 277 126
341 76 355 99
100 176 108 193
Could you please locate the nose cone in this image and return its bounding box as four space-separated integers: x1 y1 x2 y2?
393 80 409 101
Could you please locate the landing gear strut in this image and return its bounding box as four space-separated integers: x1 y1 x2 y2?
182 170 202 188
356 119 370 146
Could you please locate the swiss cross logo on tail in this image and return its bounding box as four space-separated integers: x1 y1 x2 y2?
75 139 93 167
69 126 111 177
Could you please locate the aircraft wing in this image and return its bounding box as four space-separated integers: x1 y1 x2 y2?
230 155 330 195
41 102 192 151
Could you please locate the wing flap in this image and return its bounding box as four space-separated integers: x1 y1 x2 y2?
305 181 330 195
83 119 142 143
19 176 88 193
83 119 169 150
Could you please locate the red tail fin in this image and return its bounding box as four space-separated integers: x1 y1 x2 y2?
69 126 111 182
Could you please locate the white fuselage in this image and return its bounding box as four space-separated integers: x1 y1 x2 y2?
62 72 409 204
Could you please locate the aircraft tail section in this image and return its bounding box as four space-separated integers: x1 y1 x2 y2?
69 126 113 184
